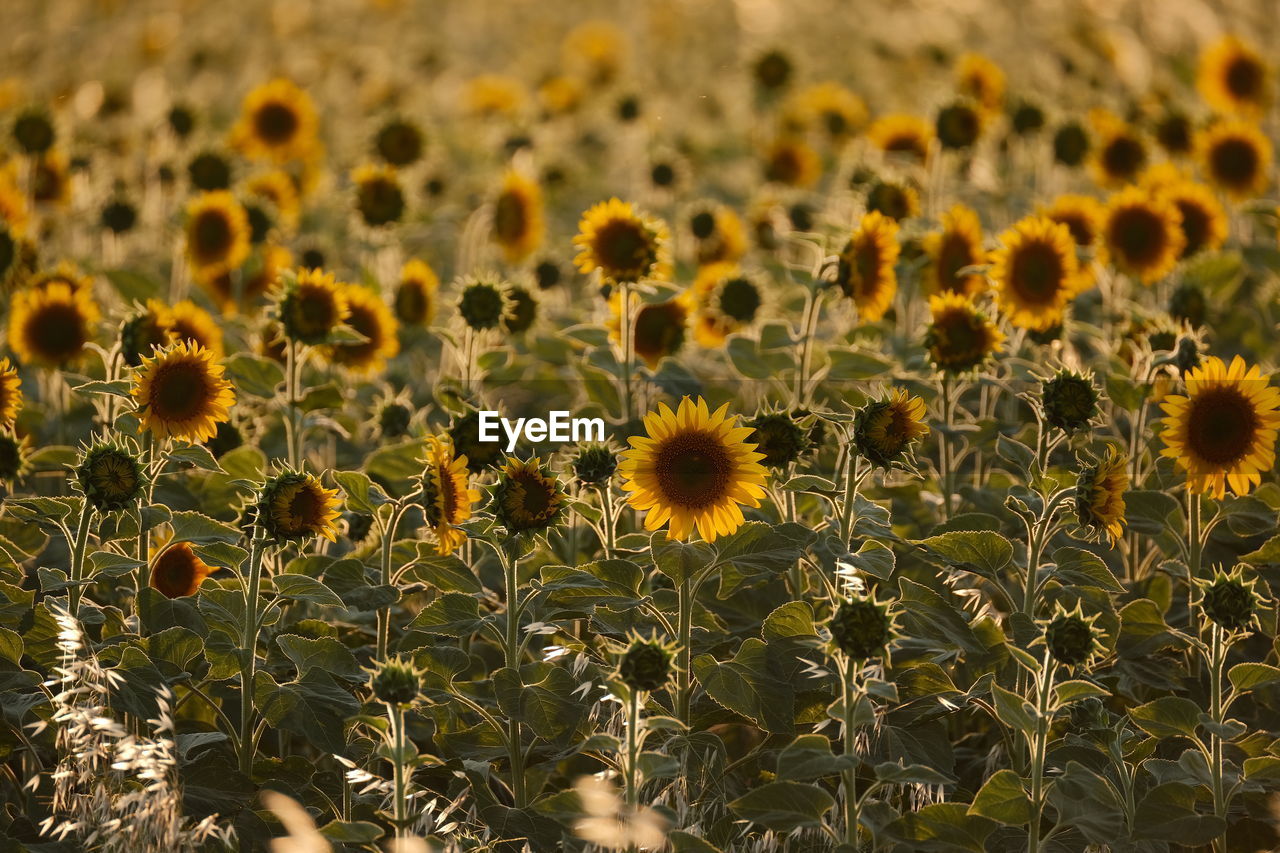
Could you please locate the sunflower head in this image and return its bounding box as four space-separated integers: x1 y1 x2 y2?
753 49 793 91
150 542 215 599
188 150 233 191
1090 114 1149 187
492 171 545 263
853 388 930 470
924 203 985 296
418 434 480 556
168 299 224 358
245 170 301 228
0 431 29 483
255 469 342 543
376 399 414 439
616 633 676 693
100 198 138 234
449 410 506 474
77 439 147 513
394 259 439 327
956 53 1005 113
1102 188 1184 284
619 396 768 542
1196 119 1273 201
456 276 513 332
1010 100 1046 136
989 216 1080 332
8 281 101 367
1053 121 1091 168
501 285 538 335
1041 602 1104 669
924 292 1005 375
692 266 763 346
1159 355 1280 499
574 198 671 284
608 289 692 370
747 411 810 470
836 211 900 323
570 441 619 488
492 456 568 536
1154 110 1194 156
935 100 984 150
762 137 822 188
233 78 318 162
185 191 251 281
324 284 399 375
275 268 352 345
375 118 425 167
12 108 55 155
1158 180 1228 259
1075 444 1128 546
352 163 405 228
868 114 934 163
1197 35 1270 116
119 301 177 367
864 179 920 222
829 594 896 661
132 340 236 443
0 358 22 428
1170 332 1204 375
367 656 427 707
1040 369 1100 435
1196 564 1264 632
345 511 375 545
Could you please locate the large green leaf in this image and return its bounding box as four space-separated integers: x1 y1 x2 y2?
968 769 1031 825
728 781 834 832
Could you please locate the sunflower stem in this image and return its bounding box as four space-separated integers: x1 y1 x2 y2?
1207 622 1227 852
939 377 955 520
794 288 823 406
619 280 635 423
839 450 862 550
67 503 94 619
377 501 410 660
625 686 642 810
676 577 692 724
842 656 863 847
389 701 409 839
238 527 269 776
500 542 528 807
284 338 301 469
1027 651 1057 853
599 481 618 559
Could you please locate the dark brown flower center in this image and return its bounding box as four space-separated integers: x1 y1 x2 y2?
150 361 210 420
654 430 732 508
1225 57 1263 99
254 102 300 145
1108 207 1166 268
493 191 529 243
595 219 652 275
937 231 978 291
1186 387 1258 466
192 210 233 261
1010 241 1065 304
1209 137 1259 190
1175 200 1210 257
1101 135 1146 180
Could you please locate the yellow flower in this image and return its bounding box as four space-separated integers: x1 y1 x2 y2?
1102 187 1185 284
1160 355 1280 498
538 75 585 115
168 299 224 358
619 396 768 542
202 243 293 315
1090 112 1148 188
276 268 351 344
868 114 933 163
924 292 1005 375
151 542 215 599
865 180 921 222
232 79 318 163
185 191 251 282
762 137 822 188
394 258 439 326
574 198 671 284
853 388 930 469
419 434 480 555
785 82 868 142
259 470 342 543
245 169 301 228
351 163 405 228
132 341 236 443
1197 35 1270 117
836 211 899 323
692 206 748 266
493 456 568 534
8 282 100 366
923 204 985 296
1157 180 1229 258
691 264 763 348
324 284 399 375
1075 444 1128 546
562 21 626 85
466 74 526 118
492 171 544 263
607 289 692 370
1196 119 1273 201
989 216 1080 332
955 53 1005 114
0 358 21 428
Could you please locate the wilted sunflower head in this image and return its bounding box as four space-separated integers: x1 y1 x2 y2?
1052 121 1091 168
616 633 676 693
255 469 342 543
570 441 619 488
989 216 1079 332
1159 355 1280 499
233 78 318 162
8 281 101 367
829 594 896 661
619 396 768 542
1074 444 1128 546
853 388 930 469
1196 564 1264 632
150 542 215 599
836 211 900 323
77 439 146 513
574 198 671 284
492 456 568 535
1040 369 1100 435
418 434 480 556
132 340 236 443
924 292 1005 375
394 258 439 327
323 284 398 374
0 430 29 483
747 411 809 470
457 276 513 332
923 203 985 296
762 137 822 188
1040 602 1104 669
1196 119 1273 201
0 358 22 428
1197 35 1270 117
374 118 425 167
184 191 251 281
275 267 351 345
366 655 427 707
352 163 405 228
492 171 545 263
1102 188 1184 284
868 114 934 163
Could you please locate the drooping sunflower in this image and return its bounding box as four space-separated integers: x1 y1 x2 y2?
864 179 921 222
168 300 224 358
836 211 900 323
119 299 176 366
8 282 101 366
491 171 544 264
923 204 985 296
924 292 1005 375
184 191 251 282
1159 355 1280 498
1197 35 1270 117
1158 180 1228 259
619 396 768 542
853 388 930 469
762 137 822 188
232 79 318 163
955 53 1005 115
988 217 1079 332
608 289 692 370
785 82 868 143
1090 113 1149 188
352 163 405 228
255 470 342 542
245 169 300 228
0 358 21 428
275 267 351 345
132 340 236 443
1196 119 1273 201
492 456 568 535
691 206 748 267
150 542 215 599
868 114 934 163
324 284 399 374
0 430 30 483
418 434 480 555
1102 188 1185 284
394 258 440 326
574 199 671 284
1074 444 1128 546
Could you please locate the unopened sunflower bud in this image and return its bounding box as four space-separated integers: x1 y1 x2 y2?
829 596 895 661
618 637 674 692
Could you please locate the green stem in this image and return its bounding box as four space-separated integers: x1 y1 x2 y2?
625 688 641 809
599 482 618 558
377 503 409 659
838 451 861 550
390 703 409 839
238 529 269 776
284 339 301 469
1188 494 1202 628
794 289 823 405
619 281 635 423
501 543 527 807
939 378 955 520
67 505 94 618
842 657 863 847
1027 652 1056 853
1209 624 1226 850
676 577 693 724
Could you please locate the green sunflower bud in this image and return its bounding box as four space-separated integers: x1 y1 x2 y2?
457 277 511 332
747 412 809 469
77 441 146 513
368 656 425 707
618 637 674 692
1199 566 1259 631
829 596 895 661
1040 369 1099 435
1043 604 1103 668
571 442 618 487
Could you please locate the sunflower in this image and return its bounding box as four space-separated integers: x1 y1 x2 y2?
119 299 176 366
0 430 29 483
465 74 526 118
185 191 251 282
352 163 405 228
492 456 568 534
232 78 318 163
0 177 29 235
245 169 300 228
0 225 36 292
324 284 399 374
132 341 236 443
955 53 1005 114
562 20 626 86
785 82 868 143
276 268 351 345
1197 35 1270 117
1153 110 1194 157
77 440 146 512
762 137 822 188
457 276 513 332
31 151 71 207
449 409 505 473
924 292 1005 374
692 206 748 266
1102 188 1184 284
934 99 985 151
203 243 293 315
836 211 900 322
394 258 440 326
691 264 763 347
1158 180 1228 259
0 358 21 428
501 285 538 334
418 434 480 555
150 542 215 599
1196 119 1273 201
574 198 671 284
1090 113 1148 188
1159 355 1280 498
923 204 985 296
168 300 224 358
619 396 768 542
1075 444 1128 545
374 118 425 168
853 388 930 469
8 282 100 366
868 114 933 163
864 179 920 222
256 470 342 542
608 289 692 370
988 216 1080 332
491 171 544 263
538 75 585 115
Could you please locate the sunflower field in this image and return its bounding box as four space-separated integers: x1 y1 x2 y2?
3 0 1280 851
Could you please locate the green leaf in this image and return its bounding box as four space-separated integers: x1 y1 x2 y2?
333 471 390 516
1130 697 1202 740
1124 490 1181 536
991 684 1036 735
714 521 813 574
1049 761 1126 844
844 539 896 580
407 592 483 637
693 638 795 734
651 534 714 583
1241 533 1280 565
667 831 725 853
911 531 1013 581
1054 680 1110 704
105 268 163 301
169 511 243 545
886 802 997 853
271 574 343 607
873 761 952 786
1133 783 1227 844
1228 663 1280 693
224 353 286 398
968 769 1031 825
276 634 361 679
408 548 483 594
317 820 383 844
1050 546 1124 592
253 670 360 754
775 733 856 781
728 781 835 832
